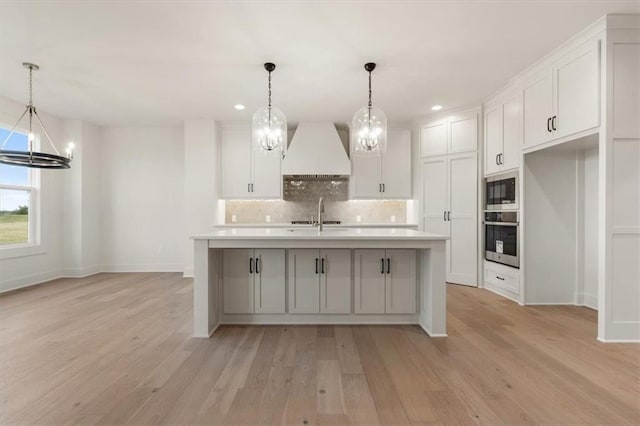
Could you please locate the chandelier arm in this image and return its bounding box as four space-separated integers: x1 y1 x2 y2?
0 107 29 149
33 110 60 155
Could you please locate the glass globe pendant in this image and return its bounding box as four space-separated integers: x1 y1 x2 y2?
252 62 287 155
352 62 387 155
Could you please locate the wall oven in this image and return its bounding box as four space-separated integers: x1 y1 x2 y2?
486 171 518 210
484 210 519 268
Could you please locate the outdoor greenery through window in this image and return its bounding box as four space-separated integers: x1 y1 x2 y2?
0 127 36 246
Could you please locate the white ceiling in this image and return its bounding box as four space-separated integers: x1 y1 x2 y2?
1 1 638 127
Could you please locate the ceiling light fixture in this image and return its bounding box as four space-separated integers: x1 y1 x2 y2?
352 62 387 154
252 62 286 154
234 104 245 110
431 105 443 111
0 63 73 169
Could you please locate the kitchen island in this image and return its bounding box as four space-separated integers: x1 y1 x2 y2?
192 228 448 338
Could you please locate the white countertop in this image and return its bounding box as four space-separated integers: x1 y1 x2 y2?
192 227 447 241
213 223 419 228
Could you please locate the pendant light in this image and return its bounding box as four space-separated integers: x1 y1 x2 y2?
252 62 287 154
352 62 387 154
0 63 73 169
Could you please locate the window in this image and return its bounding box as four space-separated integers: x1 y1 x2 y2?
0 127 39 248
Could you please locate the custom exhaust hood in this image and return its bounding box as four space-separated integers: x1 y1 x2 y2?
281 122 351 177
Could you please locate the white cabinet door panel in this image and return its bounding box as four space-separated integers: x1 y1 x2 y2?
523 71 554 148
484 104 503 175
422 158 449 237
288 249 320 313
421 121 448 157
449 113 477 154
354 250 386 314
320 249 351 314
220 128 251 198
502 95 522 171
555 39 600 139
223 249 254 314
252 151 282 199
385 250 416 314
351 154 382 199
382 129 412 198
448 153 478 286
254 249 285 314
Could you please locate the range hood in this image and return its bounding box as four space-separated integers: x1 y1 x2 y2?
281 122 351 176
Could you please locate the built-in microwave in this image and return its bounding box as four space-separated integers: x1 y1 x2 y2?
484 210 519 268
485 171 518 211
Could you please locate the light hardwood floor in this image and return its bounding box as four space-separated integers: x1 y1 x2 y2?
1 272 638 425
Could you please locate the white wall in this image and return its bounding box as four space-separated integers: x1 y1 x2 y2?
0 97 66 292
99 127 185 272
184 120 219 276
580 147 598 309
524 147 578 304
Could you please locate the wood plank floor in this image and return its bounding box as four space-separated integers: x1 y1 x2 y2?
1 272 638 425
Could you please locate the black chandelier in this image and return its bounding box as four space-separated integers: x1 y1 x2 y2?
0 63 72 169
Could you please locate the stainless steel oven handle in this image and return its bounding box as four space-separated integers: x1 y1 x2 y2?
483 221 519 226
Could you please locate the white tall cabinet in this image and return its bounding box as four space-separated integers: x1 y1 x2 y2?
220 126 282 199
420 109 479 287
350 128 412 199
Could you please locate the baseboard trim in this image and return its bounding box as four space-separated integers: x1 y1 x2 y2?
62 265 102 278
0 270 63 294
484 283 523 305
597 337 640 343
576 292 598 310
101 264 184 273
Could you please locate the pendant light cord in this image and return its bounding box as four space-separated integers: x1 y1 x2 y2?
267 70 272 124
367 70 372 135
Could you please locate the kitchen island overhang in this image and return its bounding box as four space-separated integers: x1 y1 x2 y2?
191 228 448 338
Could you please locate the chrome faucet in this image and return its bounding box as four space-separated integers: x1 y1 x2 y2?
317 197 325 231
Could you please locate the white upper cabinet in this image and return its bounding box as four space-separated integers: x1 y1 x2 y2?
523 39 600 149
220 128 252 199
421 111 478 158
351 154 382 199
554 39 600 139
420 120 448 157
350 128 412 199
381 129 412 199
220 126 282 199
484 102 503 176
484 92 522 175
523 70 555 148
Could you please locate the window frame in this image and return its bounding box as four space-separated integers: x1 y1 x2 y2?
0 123 43 259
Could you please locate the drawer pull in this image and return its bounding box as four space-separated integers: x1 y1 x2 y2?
496 275 505 281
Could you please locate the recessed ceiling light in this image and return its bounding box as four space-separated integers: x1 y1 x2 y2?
431 105 443 111
234 104 245 110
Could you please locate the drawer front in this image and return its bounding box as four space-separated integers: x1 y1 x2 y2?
485 263 520 295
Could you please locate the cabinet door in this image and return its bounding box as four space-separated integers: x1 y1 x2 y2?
448 112 477 154
501 95 522 171
220 128 252 199
254 249 285 314
320 249 351 314
420 120 448 157
385 250 416 314
523 70 554 148
252 150 282 199
354 250 386 314
554 39 600 139
447 153 478 287
381 129 412 199
288 249 320 313
351 152 382 199
422 157 450 237
223 249 254 314
484 103 503 175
